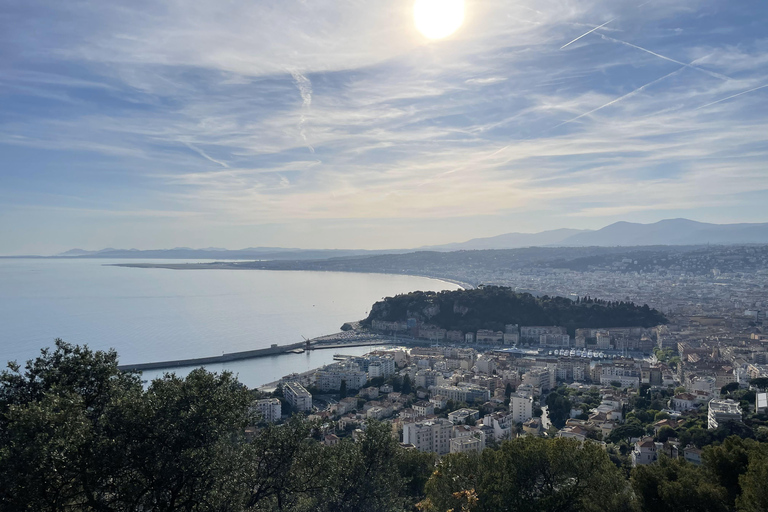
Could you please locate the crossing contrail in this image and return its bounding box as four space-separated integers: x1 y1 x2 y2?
553 68 685 129
599 34 731 81
561 19 614 49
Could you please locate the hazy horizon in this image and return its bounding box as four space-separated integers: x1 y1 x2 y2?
2 0 768 255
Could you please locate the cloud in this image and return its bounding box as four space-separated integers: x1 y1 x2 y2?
2 0 768 252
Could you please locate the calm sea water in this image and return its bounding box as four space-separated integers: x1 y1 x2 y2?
0 259 459 387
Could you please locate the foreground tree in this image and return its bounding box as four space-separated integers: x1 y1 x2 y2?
0 340 251 511
420 437 634 512
736 444 768 512
630 456 729 512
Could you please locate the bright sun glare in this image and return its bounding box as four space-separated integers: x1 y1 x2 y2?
414 0 465 40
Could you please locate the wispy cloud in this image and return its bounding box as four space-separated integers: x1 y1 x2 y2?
1 0 767 252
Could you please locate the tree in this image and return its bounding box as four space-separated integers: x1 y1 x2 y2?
545 391 571 429
340 379 348 399
422 437 633 512
720 382 740 395
749 377 768 390
631 456 729 512
0 341 253 512
505 383 513 400
607 424 646 444
737 444 768 512
402 375 413 395
702 436 755 508
0 340 144 511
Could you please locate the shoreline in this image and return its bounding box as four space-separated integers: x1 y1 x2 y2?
110 263 475 290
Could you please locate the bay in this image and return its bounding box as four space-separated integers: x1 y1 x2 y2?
0 258 459 386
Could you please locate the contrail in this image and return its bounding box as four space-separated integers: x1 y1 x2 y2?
553 67 685 129
695 83 768 110
290 70 315 153
561 19 614 49
183 142 229 168
600 34 731 81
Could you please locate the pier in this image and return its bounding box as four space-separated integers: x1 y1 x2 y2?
117 333 411 372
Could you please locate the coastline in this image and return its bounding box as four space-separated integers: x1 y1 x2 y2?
110 262 475 290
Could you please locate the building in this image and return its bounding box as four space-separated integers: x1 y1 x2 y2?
600 364 641 388
430 384 491 403
253 398 282 423
708 399 743 429
448 408 480 425
670 393 697 412
284 382 313 412
367 355 396 379
684 446 703 465
476 330 504 344
522 367 555 392
415 369 443 389
540 334 571 348
315 362 367 392
757 393 768 415
450 435 484 454
509 392 534 424
483 411 515 440
402 419 453 455
413 401 436 417
631 437 658 466
520 326 566 340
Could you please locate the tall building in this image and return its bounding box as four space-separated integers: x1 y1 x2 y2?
284 381 313 412
253 398 282 423
402 419 453 455
509 392 534 424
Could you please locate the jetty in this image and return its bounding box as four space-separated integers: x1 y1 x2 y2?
117 332 408 373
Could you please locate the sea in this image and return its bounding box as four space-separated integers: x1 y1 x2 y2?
0 258 460 387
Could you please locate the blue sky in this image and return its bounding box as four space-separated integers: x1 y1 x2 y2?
1 0 767 254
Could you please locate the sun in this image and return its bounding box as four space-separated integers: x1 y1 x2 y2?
414 0 465 40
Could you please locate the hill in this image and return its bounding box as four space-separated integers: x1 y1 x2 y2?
363 286 667 334
560 219 768 246
422 228 591 250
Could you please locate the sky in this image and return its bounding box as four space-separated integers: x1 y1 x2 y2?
1 0 768 255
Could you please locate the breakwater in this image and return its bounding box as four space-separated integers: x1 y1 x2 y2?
117 332 407 373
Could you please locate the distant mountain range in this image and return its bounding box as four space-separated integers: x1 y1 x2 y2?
41 218 768 259
421 228 592 251
421 219 768 250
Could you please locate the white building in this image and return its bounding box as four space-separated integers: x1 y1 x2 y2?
448 408 480 425
450 435 484 454
522 367 555 392
757 393 768 415
520 326 566 339
509 392 534 424
708 399 743 429
402 419 453 455
368 355 396 379
284 382 312 412
483 411 515 440
631 437 658 466
430 384 490 403
253 398 282 423
315 362 367 392
600 364 641 388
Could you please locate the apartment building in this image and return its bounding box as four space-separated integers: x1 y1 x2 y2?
284 382 313 412
402 419 453 455
509 392 534 424
253 398 282 423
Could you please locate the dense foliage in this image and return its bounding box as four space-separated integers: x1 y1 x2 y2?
5 341 768 512
364 286 667 333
